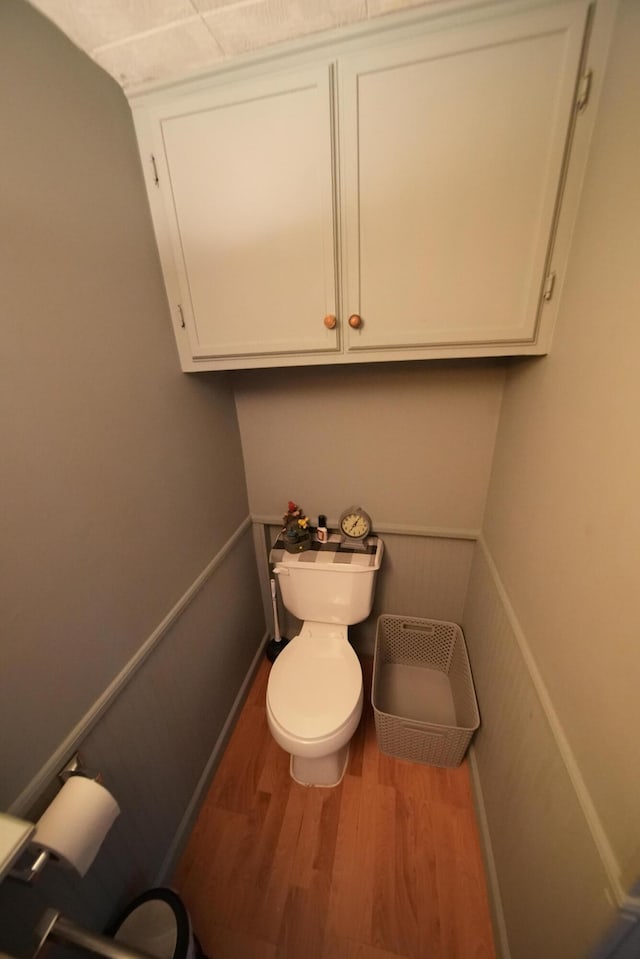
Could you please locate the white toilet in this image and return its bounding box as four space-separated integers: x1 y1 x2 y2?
266 537 383 787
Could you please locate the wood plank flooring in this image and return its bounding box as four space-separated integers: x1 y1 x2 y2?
174 656 496 959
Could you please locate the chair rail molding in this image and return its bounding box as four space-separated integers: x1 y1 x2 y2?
8 516 253 818
251 515 480 541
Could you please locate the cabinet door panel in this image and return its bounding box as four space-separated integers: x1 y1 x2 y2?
340 2 588 352
153 66 338 361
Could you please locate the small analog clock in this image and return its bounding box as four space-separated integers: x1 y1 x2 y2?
339 506 372 545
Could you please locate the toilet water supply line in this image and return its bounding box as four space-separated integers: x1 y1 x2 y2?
271 578 282 647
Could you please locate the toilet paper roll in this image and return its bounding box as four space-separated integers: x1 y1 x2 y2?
33 775 120 876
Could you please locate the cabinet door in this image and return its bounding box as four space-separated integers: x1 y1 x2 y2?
339 2 588 354
146 65 338 366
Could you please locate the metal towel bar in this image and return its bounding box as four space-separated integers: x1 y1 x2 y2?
34 910 156 959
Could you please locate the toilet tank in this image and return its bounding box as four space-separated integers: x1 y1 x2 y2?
273 538 384 625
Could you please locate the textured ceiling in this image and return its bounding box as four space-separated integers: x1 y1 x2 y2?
27 0 440 92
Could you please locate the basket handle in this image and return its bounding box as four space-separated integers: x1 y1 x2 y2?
400 621 435 635
401 723 445 739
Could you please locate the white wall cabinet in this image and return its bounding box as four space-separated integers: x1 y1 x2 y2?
132 0 595 371
134 66 339 367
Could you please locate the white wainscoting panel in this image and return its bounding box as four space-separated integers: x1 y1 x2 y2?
463 542 617 959
0 524 265 958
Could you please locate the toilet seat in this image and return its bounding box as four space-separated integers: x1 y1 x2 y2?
267 630 362 741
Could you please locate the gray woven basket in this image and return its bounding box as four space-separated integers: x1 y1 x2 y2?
372 615 479 768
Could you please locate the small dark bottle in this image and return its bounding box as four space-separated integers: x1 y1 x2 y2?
316 514 328 543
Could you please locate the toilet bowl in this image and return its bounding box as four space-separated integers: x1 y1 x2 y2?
267 622 363 786
266 534 383 786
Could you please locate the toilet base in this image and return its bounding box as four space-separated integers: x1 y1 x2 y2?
290 744 349 787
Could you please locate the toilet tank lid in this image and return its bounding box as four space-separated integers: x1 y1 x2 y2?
270 534 383 571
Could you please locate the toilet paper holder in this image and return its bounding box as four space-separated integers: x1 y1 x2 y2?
11 847 50 884
9 754 104 884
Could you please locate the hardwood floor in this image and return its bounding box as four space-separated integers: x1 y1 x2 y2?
174 656 496 959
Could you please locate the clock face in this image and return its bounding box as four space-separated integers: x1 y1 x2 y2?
340 507 371 540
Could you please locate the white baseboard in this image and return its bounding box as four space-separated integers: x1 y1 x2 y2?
468 746 512 959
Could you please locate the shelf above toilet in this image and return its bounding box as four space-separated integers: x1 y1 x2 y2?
270 533 383 570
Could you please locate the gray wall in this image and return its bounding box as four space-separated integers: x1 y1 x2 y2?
235 361 505 656
463 2 640 955
234 361 505 533
4 3 637 959
0 0 264 951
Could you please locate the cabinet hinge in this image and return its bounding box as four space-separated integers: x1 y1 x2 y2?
576 69 593 113
150 154 159 186
542 271 556 302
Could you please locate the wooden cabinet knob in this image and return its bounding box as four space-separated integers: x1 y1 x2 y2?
324 314 337 330
348 314 362 329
